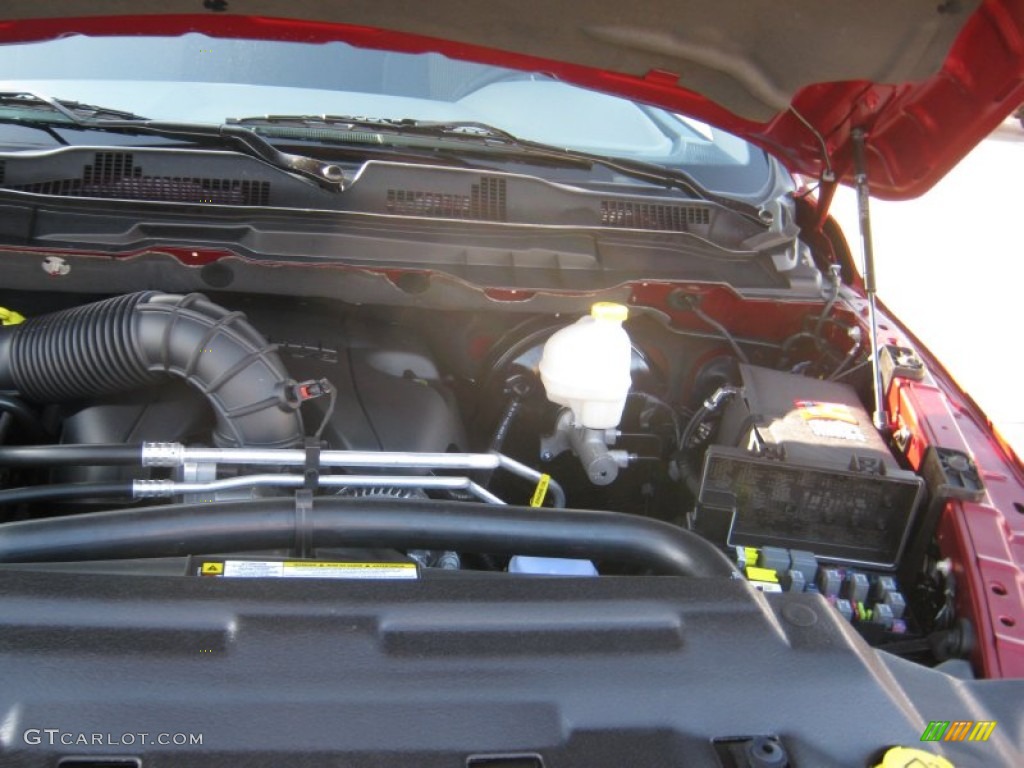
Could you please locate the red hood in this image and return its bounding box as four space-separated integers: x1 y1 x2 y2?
2 0 1022 199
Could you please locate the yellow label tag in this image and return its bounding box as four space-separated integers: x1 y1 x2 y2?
201 562 224 575
0 307 25 326
794 400 859 424
530 474 551 507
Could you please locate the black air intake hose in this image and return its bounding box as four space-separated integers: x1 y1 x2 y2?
0 497 740 578
0 292 304 447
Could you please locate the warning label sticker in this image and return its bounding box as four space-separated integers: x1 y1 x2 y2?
793 400 866 442
195 560 418 580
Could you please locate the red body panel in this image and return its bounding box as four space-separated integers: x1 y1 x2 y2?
885 329 1024 678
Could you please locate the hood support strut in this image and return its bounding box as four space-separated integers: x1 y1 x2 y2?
851 128 888 432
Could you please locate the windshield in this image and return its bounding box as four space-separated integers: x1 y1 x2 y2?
0 33 773 196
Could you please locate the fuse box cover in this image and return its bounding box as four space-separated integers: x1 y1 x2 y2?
699 365 924 568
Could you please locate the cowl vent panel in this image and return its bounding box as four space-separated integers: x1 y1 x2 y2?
5 151 271 206
385 176 506 222
600 200 710 231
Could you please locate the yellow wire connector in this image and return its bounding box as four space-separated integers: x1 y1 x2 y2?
0 307 25 326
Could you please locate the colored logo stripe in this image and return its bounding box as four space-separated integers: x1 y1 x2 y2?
920 721 949 742
921 720 997 742
944 721 972 741
968 721 997 742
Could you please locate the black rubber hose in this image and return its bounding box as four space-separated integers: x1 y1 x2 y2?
0 497 739 578
0 394 48 442
0 292 303 447
0 482 132 506
0 444 142 466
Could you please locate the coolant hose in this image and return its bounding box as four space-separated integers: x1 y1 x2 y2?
0 497 739 578
0 292 303 447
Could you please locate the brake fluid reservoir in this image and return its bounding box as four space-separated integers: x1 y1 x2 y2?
539 302 632 429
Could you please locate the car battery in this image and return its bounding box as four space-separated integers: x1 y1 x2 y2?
696 364 923 568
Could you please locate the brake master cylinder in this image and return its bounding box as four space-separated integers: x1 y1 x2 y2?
539 302 632 428
538 302 634 485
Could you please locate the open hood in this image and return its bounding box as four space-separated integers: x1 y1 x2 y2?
1 0 1022 198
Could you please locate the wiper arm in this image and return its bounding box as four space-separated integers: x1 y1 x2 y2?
0 92 347 191
0 91 147 122
105 120 348 191
231 114 762 221
231 114 520 142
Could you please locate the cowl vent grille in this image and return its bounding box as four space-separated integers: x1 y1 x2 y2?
386 176 506 222
5 152 270 206
386 189 471 218
601 200 710 231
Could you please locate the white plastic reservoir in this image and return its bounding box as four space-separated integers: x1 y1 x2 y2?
539 302 632 429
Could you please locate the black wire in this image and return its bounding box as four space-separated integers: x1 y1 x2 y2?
794 182 821 200
828 335 864 380
633 392 682 447
671 404 713 497
313 385 337 442
679 404 712 455
689 304 750 364
831 359 871 381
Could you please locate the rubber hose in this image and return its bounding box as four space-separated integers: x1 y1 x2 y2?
0 394 48 442
0 497 739 578
0 444 141 466
0 482 132 506
0 292 303 447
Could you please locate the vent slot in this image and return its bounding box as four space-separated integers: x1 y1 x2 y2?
6 151 270 206
600 200 710 231
386 188 472 218
470 176 506 221
386 176 506 222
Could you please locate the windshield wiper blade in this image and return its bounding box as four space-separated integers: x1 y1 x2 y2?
231 114 763 221
0 93 347 191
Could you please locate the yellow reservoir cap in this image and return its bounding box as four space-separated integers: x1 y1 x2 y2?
0 307 25 326
590 302 628 323
875 746 954 768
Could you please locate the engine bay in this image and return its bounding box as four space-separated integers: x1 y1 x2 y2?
0 285 980 672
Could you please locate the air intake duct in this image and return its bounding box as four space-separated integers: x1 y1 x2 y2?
0 292 304 447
